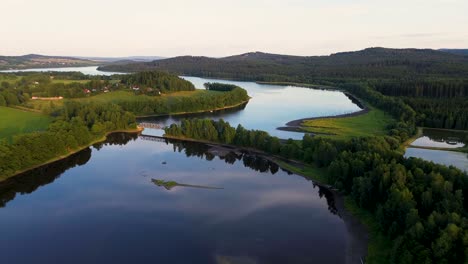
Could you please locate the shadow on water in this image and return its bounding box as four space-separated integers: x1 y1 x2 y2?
0 133 138 208
421 128 468 145
0 132 338 217
0 148 92 208
138 102 248 125
150 137 339 216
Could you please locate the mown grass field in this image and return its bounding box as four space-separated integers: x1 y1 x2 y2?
0 106 52 141
301 106 394 140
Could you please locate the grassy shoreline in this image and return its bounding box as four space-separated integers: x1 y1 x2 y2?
1 127 143 183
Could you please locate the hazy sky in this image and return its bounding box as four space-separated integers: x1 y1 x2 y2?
1 0 467 57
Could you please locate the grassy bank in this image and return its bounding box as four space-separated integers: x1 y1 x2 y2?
301 106 394 140
0 106 52 141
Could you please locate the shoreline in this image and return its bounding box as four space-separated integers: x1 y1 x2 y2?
278 93 369 133
1 127 143 183
256 81 338 90
144 134 369 263
403 127 468 153
136 99 250 118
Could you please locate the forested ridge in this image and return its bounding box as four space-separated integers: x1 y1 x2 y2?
99 48 468 131
99 47 468 81
164 81 468 263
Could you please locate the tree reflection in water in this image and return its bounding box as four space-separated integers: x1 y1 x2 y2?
0 133 339 216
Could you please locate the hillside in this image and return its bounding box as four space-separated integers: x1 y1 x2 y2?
439 49 468 56
98 48 468 81
0 54 99 70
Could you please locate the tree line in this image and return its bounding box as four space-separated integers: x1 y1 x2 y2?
116 86 249 116
402 97 468 130
203 82 239 91
119 71 195 92
372 79 468 98
0 101 137 181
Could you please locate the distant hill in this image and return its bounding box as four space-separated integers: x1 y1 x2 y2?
74 56 165 63
98 48 468 81
0 54 99 70
439 49 468 56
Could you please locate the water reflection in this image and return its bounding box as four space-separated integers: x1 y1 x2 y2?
140 76 361 139
405 148 468 172
411 128 468 148
0 133 138 208
152 137 339 215
0 134 346 264
0 148 91 208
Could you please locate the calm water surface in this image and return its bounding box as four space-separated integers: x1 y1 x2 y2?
405 148 468 172
0 66 123 76
406 128 468 171
142 76 362 139
5 66 464 173
2 66 362 139
0 134 349 264
410 128 467 149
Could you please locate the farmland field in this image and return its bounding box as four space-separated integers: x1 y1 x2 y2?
0 106 52 141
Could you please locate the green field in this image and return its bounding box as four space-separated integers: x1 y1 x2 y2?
0 107 52 141
75 90 222 102
301 106 394 140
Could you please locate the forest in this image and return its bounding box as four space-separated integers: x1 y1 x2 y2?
99 48 468 132
164 81 468 263
114 85 249 116
99 48 468 80
0 101 137 181
119 71 195 93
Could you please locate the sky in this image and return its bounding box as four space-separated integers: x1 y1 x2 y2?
1 0 467 57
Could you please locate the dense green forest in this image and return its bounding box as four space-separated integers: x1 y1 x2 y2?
203 82 239 91
0 101 137 180
114 85 249 116
99 48 468 80
164 81 468 263
98 48 468 132
119 71 195 92
402 97 468 130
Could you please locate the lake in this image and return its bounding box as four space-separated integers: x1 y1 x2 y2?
142 76 362 139
405 148 468 172
405 128 468 172
2 66 363 139
0 66 123 76
0 133 351 264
